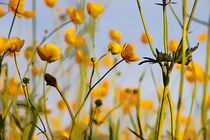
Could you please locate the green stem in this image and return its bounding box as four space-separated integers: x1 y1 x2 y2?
175 0 188 138
162 0 168 54
136 0 157 58
167 93 175 140
201 11 210 140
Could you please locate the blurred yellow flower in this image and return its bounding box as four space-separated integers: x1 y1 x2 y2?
91 80 110 99
141 99 153 110
7 37 25 53
24 46 35 60
74 36 85 47
103 55 114 67
175 64 181 70
66 6 85 24
121 43 141 63
31 66 39 76
36 43 61 63
23 9 36 18
108 41 122 55
0 6 5 17
109 29 122 42
185 70 194 83
0 36 9 55
86 2 104 18
64 27 76 45
75 49 91 65
141 32 154 44
197 31 207 42
8 0 25 18
57 6 62 12
186 61 204 83
169 39 178 52
57 99 67 111
43 0 58 8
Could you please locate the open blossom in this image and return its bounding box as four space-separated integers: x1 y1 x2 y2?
86 2 104 18
66 6 85 24
7 37 25 53
36 43 61 63
109 29 122 42
121 43 141 63
43 0 58 8
108 41 122 55
8 0 25 18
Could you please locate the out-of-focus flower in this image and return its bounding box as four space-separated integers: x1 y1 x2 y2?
7 77 27 96
7 37 25 53
207 93 210 109
185 70 194 83
109 29 122 42
121 43 141 63
91 80 110 99
186 61 204 83
0 36 9 55
74 36 85 47
43 0 58 8
183 128 196 139
108 41 122 55
31 66 39 76
197 31 207 42
24 46 35 60
141 99 153 110
175 64 182 70
8 0 25 18
86 2 104 18
141 32 154 44
103 55 114 67
66 6 85 24
169 39 178 52
36 43 61 63
64 27 76 45
75 49 91 65
57 99 67 111
57 6 62 12
23 9 36 18
0 6 5 17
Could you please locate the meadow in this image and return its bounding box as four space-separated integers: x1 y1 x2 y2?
0 0 209 139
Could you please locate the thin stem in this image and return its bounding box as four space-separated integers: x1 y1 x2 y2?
188 15 208 26
167 93 175 140
32 0 37 46
163 0 168 54
175 0 188 138
136 0 157 58
89 60 95 89
95 52 110 65
42 62 54 140
201 11 210 140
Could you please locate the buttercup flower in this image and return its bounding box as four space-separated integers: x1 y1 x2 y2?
8 0 25 18
23 9 36 18
86 2 104 18
169 39 178 52
74 36 85 47
0 6 5 17
141 32 154 44
108 41 122 55
109 29 122 42
36 43 61 63
185 70 194 83
7 37 25 53
31 66 39 76
197 31 207 42
0 36 9 55
103 55 114 67
66 6 85 24
24 46 35 60
43 0 58 8
121 43 141 63
186 61 204 83
57 99 67 111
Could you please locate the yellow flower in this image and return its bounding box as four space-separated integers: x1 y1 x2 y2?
175 64 181 70
64 27 76 45
24 46 35 60
185 70 194 83
23 9 36 18
0 6 5 17
7 37 25 53
57 6 62 12
197 31 207 42
86 2 104 18
186 61 204 83
169 39 178 52
36 43 61 63
109 29 122 42
141 99 153 110
91 80 110 99
0 36 9 55
141 32 154 44
74 36 85 47
66 6 85 24
57 99 67 111
121 43 141 63
108 41 122 55
75 49 91 65
43 0 58 8
8 0 25 18
103 55 114 67
31 66 39 76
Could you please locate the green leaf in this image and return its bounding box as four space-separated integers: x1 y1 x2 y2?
128 128 145 140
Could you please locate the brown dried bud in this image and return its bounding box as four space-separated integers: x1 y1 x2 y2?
44 73 57 87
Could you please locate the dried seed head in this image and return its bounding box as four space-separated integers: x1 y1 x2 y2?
44 73 57 87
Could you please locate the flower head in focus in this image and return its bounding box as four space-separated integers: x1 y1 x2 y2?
7 37 25 53
108 41 122 55
36 43 61 63
43 0 58 8
121 43 141 63
86 2 104 18
8 0 25 18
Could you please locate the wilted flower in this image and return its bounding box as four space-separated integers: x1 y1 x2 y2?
36 43 61 63
7 37 25 53
141 32 154 44
8 0 25 18
108 41 122 55
109 29 122 42
121 43 141 63
86 2 104 18
169 39 178 52
43 0 58 8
